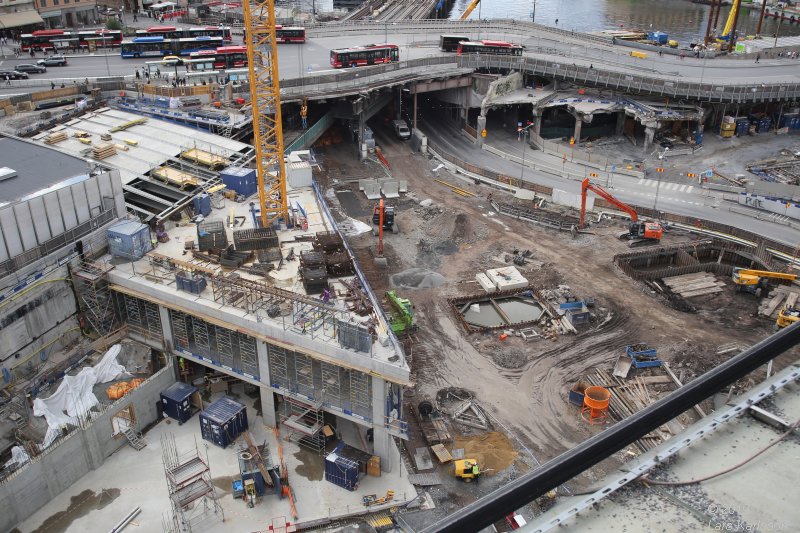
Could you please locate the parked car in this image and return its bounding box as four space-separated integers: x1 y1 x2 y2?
0 70 29 80
14 63 46 74
37 55 68 67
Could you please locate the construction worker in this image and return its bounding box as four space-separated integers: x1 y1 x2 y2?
178 357 186 374
300 103 308 129
472 462 479 477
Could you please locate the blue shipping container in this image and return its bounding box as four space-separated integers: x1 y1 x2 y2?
199 396 248 448
220 167 257 198
160 382 198 424
107 220 152 259
324 451 360 491
193 193 212 217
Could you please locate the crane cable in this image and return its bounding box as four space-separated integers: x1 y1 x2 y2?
639 417 800 487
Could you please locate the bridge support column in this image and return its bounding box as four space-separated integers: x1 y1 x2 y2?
573 115 582 144
476 114 486 147
616 111 626 136
533 110 542 137
396 86 403 120
644 126 656 152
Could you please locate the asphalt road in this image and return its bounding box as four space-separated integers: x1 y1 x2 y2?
0 25 797 96
422 116 800 246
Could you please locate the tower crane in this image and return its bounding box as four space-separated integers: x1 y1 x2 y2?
243 0 289 227
716 0 742 47
460 0 481 21
580 178 663 244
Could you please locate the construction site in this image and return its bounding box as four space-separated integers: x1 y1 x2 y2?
0 3 799 533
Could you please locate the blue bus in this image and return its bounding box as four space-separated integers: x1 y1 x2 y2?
120 36 223 58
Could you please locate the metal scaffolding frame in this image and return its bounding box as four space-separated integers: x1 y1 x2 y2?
209 273 344 341
71 261 117 336
161 434 224 532
280 395 325 455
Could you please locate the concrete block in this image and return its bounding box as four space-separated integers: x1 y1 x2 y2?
398 180 408 193
364 182 381 200
382 181 400 199
486 266 528 291
476 272 497 293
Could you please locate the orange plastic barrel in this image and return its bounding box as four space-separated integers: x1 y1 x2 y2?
106 382 131 400
581 386 610 424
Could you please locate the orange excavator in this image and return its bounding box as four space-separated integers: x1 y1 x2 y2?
580 178 663 244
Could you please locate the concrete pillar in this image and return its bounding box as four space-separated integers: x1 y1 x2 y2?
371 375 392 473
395 86 402 120
256 340 277 427
644 126 656 152
158 305 173 351
476 114 486 147
533 110 542 136
413 92 418 130
616 111 626 135
358 113 366 160
573 115 583 144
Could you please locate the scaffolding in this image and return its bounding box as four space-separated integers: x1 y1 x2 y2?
280 395 326 455
209 272 342 340
71 261 117 336
161 434 224 532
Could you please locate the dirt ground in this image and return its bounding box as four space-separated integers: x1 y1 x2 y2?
313 122 798 523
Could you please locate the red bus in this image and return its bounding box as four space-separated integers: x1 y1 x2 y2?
330 44 399 68
136 26 233 43
275 25 306 43
457 40 524 56
20 29 123 51
189 46 248 69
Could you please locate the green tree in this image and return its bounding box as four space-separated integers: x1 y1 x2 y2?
105 18 122 31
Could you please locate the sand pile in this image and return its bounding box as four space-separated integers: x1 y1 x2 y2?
453 431 518 475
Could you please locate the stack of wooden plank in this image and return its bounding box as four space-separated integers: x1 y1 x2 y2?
91 143 117 160
586 369 679 452
662 272 724 298
44 131 68 144
759 288 800 317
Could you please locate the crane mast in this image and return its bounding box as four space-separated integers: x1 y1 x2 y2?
243 0 289 227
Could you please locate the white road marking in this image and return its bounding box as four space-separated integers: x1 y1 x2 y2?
687 186 694 193
637 178 644 185
679 185 687 192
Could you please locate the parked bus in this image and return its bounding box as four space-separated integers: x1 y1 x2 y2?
330 44 399 68
148 2 188 20
457 40 524 56
189 46 248 69
120 36 223 58
136 26 233 43
275 25 306 43
20 29 122 51
440 34 469 52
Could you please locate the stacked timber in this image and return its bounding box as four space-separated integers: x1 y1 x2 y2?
91 143 117 160
45 131 68 144
662 272 724 298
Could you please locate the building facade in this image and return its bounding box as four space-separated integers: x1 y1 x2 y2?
34 0 98 28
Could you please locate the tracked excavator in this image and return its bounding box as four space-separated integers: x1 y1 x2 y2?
777 306 800 329
580 178 663 245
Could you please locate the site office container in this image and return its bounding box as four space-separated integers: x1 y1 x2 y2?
199 396 248 448
107 220 152 259
220 166 257 197
324 451 360 491
160 381 198 424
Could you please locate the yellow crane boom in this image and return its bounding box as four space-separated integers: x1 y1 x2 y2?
718 0 741 42
732 268 797 287
243 0 289 227
460 0 481 21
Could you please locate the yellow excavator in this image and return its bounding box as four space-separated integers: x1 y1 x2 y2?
777 306 800 329
732 268 797 297
460 0 480 20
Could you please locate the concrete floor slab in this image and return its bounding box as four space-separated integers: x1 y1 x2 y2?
16 385 417 532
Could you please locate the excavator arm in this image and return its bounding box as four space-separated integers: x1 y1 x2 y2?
580 178 639 227
732 268 798 287
460 0 481 21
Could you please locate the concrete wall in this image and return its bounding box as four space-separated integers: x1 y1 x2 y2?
0 365 175 532
739 192 800 220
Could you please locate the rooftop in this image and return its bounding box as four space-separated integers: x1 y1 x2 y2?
106 186 410 383
30 108 252 186
0 136 89 206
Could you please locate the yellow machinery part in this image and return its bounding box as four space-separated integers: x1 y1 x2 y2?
732 269 797 286
777 307 800 329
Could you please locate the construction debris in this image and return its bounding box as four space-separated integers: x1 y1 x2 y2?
407 473 442 486
451 400 489 431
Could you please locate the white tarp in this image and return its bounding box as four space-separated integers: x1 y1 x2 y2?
32 345 128 449
3 446 30 469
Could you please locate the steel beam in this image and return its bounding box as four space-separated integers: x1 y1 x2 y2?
409 76 473 94
421 322 800 533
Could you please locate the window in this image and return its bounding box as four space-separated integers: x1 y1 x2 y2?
39 0 46 6
111 405 136 437
53 0 58 5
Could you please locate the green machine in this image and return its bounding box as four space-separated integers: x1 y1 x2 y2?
386 290 415 334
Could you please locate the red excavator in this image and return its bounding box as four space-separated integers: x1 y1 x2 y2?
580 178 663 244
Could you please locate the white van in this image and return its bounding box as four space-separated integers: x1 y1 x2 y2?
393 119 411 141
